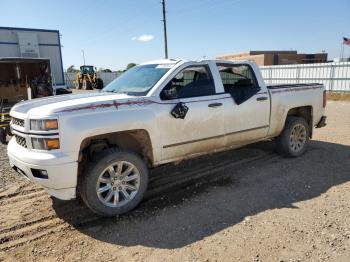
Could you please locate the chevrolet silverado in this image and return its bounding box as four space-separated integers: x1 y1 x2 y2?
7 59 327 216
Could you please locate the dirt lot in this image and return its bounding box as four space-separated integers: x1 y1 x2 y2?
0 101 349 262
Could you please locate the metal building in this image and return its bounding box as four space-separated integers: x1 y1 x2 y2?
0 26 65 87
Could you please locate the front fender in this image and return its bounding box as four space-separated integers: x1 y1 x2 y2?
58 107 159 162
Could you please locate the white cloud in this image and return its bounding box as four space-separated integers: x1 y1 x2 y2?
132 34 154 42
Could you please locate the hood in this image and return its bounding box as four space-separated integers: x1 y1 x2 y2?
10 92 144 117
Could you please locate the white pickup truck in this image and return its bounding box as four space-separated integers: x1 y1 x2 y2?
7 59 327 216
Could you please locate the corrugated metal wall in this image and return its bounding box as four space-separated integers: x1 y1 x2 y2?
0 27 65 86
260 62 350 91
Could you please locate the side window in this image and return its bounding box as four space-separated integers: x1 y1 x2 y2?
161 65 215 100
217 64 260 105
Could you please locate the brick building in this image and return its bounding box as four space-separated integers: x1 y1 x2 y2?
216 51 328 66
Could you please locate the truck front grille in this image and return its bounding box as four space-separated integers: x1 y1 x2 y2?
12 117 25 127
15 135 27 148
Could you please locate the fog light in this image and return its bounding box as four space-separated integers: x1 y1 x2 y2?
31 169 48 179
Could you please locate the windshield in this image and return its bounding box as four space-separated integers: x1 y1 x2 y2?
102 64 172 96
81 66 94 74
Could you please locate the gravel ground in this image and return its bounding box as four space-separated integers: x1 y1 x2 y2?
0 101 349 262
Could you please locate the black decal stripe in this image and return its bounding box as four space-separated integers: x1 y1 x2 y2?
157 92 267 105
163 125 269 148
156 96 231 105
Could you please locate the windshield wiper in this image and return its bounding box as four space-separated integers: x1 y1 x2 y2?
113 91 130 95
102 90 127 94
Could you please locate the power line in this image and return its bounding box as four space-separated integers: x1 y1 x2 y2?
161 0 168 59
77 5 149 46
172 0 244 19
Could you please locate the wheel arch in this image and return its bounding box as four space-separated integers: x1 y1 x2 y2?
77 129 154 187
284 106 313 138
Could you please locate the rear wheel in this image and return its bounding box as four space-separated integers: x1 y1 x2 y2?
79 148 149 216
96 78 104 89
276 116 309 157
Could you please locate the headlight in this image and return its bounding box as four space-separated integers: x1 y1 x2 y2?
30 119 58 131
31 138 60 150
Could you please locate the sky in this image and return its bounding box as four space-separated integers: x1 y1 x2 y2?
1 0 350 71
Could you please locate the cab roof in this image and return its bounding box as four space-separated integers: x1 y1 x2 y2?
140 58 256 66
140 59 181 65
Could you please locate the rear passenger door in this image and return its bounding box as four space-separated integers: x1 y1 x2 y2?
216 63 270 145
157 64 226 162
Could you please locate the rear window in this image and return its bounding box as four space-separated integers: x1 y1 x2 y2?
216 63 260 105
217 64 258 87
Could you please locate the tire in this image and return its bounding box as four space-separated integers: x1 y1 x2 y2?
82 80 88 90
5 125 12 136
96 78 104 89
0 127 6 144
79 148 149 216
74 80 81 90
275 116 310 157
84 80 93 90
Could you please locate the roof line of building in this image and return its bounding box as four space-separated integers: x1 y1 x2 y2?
0 26 59 33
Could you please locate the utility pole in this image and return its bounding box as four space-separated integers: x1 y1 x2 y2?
161 0 168 59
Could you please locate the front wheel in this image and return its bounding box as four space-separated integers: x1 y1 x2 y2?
82 80 88 90
74 80 81 89
276 116 310 157
79 148 149 216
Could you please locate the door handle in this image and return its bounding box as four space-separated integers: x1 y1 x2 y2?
208 102 223 108
256 96 268 101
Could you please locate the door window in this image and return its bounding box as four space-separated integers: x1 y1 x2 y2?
217 64 260 105
161 65 215 100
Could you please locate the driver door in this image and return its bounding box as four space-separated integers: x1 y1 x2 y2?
156 64 226 162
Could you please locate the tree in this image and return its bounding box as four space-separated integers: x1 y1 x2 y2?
66 65 79 73
126 63 137 70
97 68 113 73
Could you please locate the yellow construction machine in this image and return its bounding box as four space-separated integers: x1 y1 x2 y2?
74 65 104 90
